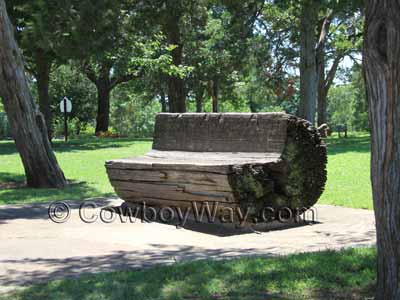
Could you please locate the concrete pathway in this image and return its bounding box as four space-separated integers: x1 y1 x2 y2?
0 198 376 293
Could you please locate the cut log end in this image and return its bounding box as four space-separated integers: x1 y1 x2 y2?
279 116 327 208
226 116 327 211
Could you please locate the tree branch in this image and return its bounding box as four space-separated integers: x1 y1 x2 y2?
324 52 345 91
348 53 362 66
109 69 144 90
316 9 334 53
82 62 98 85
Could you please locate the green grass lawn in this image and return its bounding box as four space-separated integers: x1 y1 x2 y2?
320 133 372 209
1 247 376 300
0 132 372 208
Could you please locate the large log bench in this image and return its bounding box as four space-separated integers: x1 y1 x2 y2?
106 113 327 218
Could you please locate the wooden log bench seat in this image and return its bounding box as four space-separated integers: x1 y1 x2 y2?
106 113 327 218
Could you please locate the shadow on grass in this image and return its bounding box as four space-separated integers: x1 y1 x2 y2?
0 137 152 155
324 135 371 155
1 247 376 300
0 172 25 184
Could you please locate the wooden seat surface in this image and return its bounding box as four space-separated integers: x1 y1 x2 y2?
107 150 282 174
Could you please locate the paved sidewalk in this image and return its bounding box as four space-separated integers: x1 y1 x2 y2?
0 198 376 293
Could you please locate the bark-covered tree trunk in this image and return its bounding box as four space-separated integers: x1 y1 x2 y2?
364 1 400 299
0 0 66 188
95 81 111 134
317 53 343 126
35 48 53 140
317 91 327 126
317 51 327 125
316 11 332 127
211 80 219 113
195 86 204 113
317 54 344 126
299 0 319 124
165 14 186 113
160 90 167 112
316 24 327 126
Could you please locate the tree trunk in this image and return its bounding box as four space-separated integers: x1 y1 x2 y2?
160 90 167 112
195 86 204 113
211 80 219 113
317 53 343 126
316 11 333 127
35 48 53 140
317 89 327 126
95 82 111 134
299 0 318 124
165 15 186 113
364 1 400 299
317 49 327 126
0 0 66 188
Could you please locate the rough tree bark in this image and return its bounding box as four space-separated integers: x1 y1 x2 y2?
298 0 319 124
195 86 204 113
160 90 167 113
95 81 111 134
317 52 344 126
364 1 400 299
210 80 219 113
34 48 53 140
317 49 327 125
0 0 67 188
164 13 186 113
316 11 333 126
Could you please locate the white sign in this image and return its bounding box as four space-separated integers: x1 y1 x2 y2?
60 97 72 113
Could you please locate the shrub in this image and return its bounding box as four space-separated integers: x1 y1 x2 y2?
53 117 82 139
96 130 120 138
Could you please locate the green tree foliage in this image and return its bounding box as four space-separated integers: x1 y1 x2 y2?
49 65 97 135
185 5 248 112
327 84 355 128
1 0 370 140
111 82 161 137
350 65 369 131
327 65 369 131
62 0 186 133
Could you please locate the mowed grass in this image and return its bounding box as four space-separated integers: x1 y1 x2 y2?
320 133 372 209
0 132 372 208
1 247 376 300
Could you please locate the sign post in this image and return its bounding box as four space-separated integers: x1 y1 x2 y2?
59 97 72 142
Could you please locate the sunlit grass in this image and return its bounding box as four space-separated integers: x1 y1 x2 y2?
320 132 372 209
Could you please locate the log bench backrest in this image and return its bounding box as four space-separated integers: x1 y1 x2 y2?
152 113 288 153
